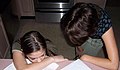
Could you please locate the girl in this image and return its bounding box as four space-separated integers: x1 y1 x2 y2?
12 31 67 70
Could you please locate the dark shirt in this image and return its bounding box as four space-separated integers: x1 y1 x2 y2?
90 4 112 39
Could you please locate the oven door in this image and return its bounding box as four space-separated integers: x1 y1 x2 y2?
34 0 73 12
34 0 74 22
38 0 69 2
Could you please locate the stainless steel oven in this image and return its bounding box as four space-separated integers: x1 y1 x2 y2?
34 0 74 22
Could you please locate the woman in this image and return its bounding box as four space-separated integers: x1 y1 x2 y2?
60 2 119 70
12 31 67 70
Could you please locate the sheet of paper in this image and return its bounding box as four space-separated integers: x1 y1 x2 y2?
4 62 16 70
4 59 59 70
61 59 91 70
42 63 59 70
4 59 31 70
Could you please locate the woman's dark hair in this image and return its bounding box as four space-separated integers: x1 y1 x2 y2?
20 31 47 55
60 2 99 46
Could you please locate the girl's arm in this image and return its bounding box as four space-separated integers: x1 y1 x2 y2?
13 51 67 70
80 27 119 70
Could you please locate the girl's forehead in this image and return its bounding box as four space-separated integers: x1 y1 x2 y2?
27 49 45 57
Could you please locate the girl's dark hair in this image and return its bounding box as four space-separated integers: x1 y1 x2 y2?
20 31 47 55
60 2 99 46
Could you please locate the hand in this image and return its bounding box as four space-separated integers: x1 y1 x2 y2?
76 46 84 57
80 54 89 61
52 55 68 62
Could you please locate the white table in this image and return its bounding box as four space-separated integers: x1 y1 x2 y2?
0 59 119 70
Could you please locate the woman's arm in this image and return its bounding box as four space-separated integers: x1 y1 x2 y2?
13 51 67 70
80 27 119 70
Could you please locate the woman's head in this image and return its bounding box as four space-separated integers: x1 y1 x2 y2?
60 2 99 46
20 31 47 62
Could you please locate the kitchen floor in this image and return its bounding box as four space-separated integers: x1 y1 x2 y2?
1 6 120 59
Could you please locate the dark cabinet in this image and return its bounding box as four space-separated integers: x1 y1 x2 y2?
0 16 10 58
11 0 35 19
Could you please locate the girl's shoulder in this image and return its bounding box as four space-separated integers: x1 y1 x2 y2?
12 39 22 53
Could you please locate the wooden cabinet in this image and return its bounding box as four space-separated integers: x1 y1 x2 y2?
0 16 10 58
11 0 35 19
74 0 107 8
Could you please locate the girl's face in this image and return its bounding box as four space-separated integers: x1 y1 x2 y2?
26 49 47 63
